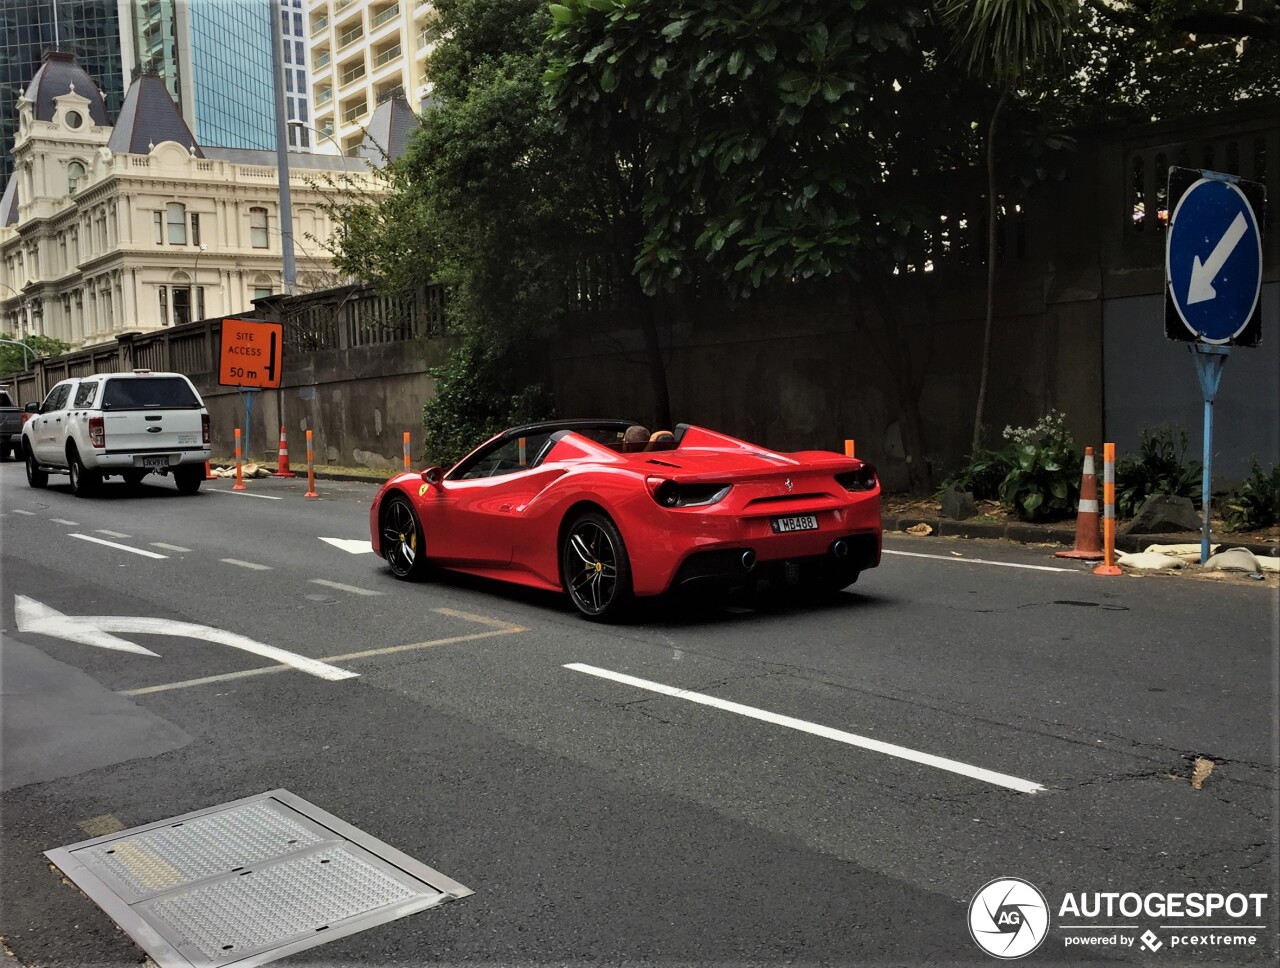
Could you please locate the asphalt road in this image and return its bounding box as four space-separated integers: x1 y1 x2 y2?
1 461 1276 967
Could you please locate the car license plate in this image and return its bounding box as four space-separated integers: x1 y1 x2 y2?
771 514 818 533
142 456 170 469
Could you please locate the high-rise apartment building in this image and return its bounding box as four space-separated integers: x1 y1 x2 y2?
279 0 314 150
307 0 434 156
0 1 126 184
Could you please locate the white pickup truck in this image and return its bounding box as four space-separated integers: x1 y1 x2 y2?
21 370 211 496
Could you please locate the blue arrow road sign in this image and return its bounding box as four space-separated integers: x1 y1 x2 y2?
1166 176 1263 344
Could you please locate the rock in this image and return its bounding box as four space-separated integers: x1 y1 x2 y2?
1115 551 1183 570
1125 495 1201 534
1202 548 1260 572
940 486 977 521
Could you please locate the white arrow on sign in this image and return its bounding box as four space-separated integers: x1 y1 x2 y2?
14 596 358 682
1187 211 1247 305
319 537 374 554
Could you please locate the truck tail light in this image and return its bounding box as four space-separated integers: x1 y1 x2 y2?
202 413 210 445
88 415 105 449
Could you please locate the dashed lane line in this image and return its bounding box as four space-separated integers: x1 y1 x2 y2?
50 518 79 525
70 534 167 559
96 529 131 538
151 542 192 553
565 662 1047 795
310 579 383 596
205 488 284 501
12 509 37 516
118 613 529 696
221 558 272 571
881 548 1077 573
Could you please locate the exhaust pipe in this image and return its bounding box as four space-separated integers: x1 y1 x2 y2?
831 539 850 559
740 549 757 571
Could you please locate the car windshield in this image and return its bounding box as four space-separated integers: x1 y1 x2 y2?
0 390 13 407
101 377 201 410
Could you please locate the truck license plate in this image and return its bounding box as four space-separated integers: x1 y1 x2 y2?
771 514 818 533
142 456 170 469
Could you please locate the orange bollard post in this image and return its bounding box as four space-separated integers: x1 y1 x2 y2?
1093 443 1122 576
233 428 246 491
1056 446 1104 559
304 429 319 499
844 439 855 458
403 431 411 470
271 425 296 478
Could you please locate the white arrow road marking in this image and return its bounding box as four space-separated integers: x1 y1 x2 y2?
13 595 357 681
566 662 1046 794
1187 211 1247 305
319 537 374 554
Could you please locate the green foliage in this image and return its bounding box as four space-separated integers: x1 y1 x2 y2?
422 336 556 470
1222 460 1280 533
0 333 72 376
937 0 1080 84
1114 426 1202 519
938 447 1013 502
995 411 1082 521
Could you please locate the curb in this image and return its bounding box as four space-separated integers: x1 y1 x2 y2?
884 516 1279 559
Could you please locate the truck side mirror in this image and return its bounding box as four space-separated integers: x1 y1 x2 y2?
24 402 39 413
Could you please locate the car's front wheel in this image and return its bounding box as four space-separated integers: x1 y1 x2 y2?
561 511 633 621
24 443 47 489
381 494 428 579
68 446 100 497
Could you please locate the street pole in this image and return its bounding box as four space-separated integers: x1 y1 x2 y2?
270 0 296 296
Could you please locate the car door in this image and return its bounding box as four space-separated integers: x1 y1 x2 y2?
33 381 75 463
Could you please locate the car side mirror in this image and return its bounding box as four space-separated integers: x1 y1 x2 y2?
421 466 444 488
24 402 39 413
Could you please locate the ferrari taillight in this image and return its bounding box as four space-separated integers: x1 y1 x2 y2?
201 413 210 445
646 476 732 508
836 464 878 492
88 415 105 448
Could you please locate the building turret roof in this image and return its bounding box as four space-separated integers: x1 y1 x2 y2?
1 174 17 227
358 94 417 163
108 73 204 158
23 50 109 125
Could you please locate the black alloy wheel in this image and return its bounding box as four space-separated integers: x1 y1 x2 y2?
382 495 428 579
25 444 47 489
561 511 633 621
68 446 99 497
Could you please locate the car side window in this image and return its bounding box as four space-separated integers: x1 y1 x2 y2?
453 432 554 480
41 384 73 414
73 381 98 408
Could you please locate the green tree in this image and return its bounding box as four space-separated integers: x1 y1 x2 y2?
546 0 986 491
0 333 71 377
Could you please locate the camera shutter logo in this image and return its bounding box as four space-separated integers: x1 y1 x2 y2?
969 877 1051 959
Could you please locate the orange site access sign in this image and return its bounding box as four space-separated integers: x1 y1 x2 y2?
219 319 283 389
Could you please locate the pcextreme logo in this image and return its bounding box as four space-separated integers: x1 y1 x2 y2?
968 877 1050 959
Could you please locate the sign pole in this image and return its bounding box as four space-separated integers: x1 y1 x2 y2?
239 387 259 460
1189 344 1229 564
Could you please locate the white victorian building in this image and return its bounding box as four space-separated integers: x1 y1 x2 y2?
1 51 395 348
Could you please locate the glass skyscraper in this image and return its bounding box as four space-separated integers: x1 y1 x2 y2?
0 1 125 183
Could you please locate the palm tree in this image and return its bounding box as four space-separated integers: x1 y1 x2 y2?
937 0 1077 453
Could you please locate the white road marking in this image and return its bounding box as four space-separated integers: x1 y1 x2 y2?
96 529 131 538
221 558 272 571
206 488 284 501
12 509 36 516
882 548 1076 573
70 534 168 559
433 607 525 631
151 542 192 553
51 518 79 525
310 579 383 597
319 537 374 554
15 595 356 681
565 662 1046 795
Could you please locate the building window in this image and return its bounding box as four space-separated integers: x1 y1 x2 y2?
191 213 201 246
300 127 310 148
196 286 205 319
167 202 187 244
295 40 304 62
284 40 292 64
158 287 168 325
286 71 294 93
293 12 302 34
281 10 288 33
173 286 191 327
67 161 85 193
253 287 273 301
250 207 269 248
153 211 163 243
300 100 308 123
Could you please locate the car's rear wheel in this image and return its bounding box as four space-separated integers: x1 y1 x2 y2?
562 511 633 621
24 444 47 489
68 446 100 497
174 466 203 494
381 494 428 580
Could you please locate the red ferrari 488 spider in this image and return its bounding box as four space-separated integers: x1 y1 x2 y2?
369 419 882 620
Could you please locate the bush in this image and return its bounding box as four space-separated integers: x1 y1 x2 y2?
1222 460 1280 533
1114 426 1202 519
996 411 1083 522
938 447 1012 502
422 336 556 469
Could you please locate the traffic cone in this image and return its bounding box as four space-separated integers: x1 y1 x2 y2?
271 425 296 478
1055 446 1104 559
204 460 216 480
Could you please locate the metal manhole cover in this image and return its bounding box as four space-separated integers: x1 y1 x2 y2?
46 789 472 967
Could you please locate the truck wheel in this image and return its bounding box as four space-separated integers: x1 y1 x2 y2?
0 440 10 462
174 466 203 495
68 446 100 497
25 444 47 489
